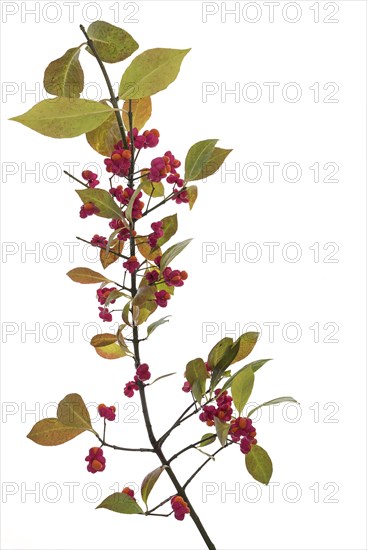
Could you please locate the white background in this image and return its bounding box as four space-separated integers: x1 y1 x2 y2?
1 1 366 549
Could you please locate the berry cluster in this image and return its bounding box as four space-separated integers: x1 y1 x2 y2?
124 364 151 398
148 221 164 248
82 170 100 188
229 417 257 454
80 202 99 218
171 495 190 521
97 404 116 421
85 447 105 474
199 389 233 426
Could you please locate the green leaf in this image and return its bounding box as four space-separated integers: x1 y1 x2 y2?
125 183 144 222
141 466 165 508
245 445 273 485
76 188 123 220
207 337 233 370
97 492 143 514
95 343 127 360
122 97 152 131
119 48 191 99
27 418 85 446
160 238 192 272
147 316 171 337
150 372 176 385
231 332 259 365
231 367 254 415
214 417 230 447
86 21 138 63
141 178 164 198
248 397 299 417
190 147 232 181
157 214 178 247
44 46 84 98
122 301 131 326
136 300 158 325
185 358 208 404
57 393 94 433
10 98 113 138
219 359 272 396
86 107 120 156
199 433 217 447
185 139 218 182
210 339 241 390
67 267 111 284
186 185 198 210
90 333 117 348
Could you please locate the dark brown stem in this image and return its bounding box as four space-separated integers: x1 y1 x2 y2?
183 442 233 489
126 103 216 550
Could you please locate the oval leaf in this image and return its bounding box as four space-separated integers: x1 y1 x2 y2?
190 147 232 181
10 98 113 139
141 466 165 508
214 417 230 447
245 445 273 485
100 239 124 269
185 139 218 182
219 359 272 396
185 358 208 403
86 21 138 63
95 343 126 360
76 188 123 220
199 433 217 447
57 393 93 432
231 366 254 415
157 214 178 247
160 238 192 272
97 492 143 514
90 333 117 348
122 97 152 131
186 185 198 210
86 109 120 156
231 332 259 365
44 47 84 98
208 337 233 370
67 267 110 284
119 48 191 99
27 418 85 446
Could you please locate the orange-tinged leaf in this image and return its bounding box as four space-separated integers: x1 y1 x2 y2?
27 418 85 446
90 333 117 347
122 97 152 131
86 108 120 156
136 237 162 261
67 267 111 284
100 239 124 269
95 343 127 360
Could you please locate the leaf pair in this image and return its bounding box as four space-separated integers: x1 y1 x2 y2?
27 394 96 446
